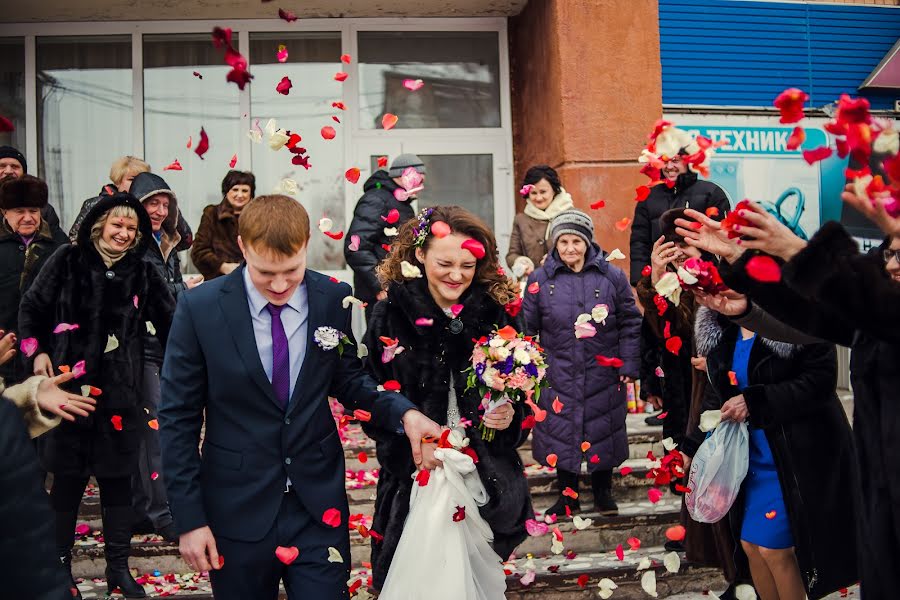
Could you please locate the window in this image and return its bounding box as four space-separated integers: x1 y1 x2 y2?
0 38 25 151
37 36 132 227
416 154 494 227
249 31 345 270
358 31 501 129
143 33 242 234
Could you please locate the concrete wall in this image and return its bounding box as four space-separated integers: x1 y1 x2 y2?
509 0 663 271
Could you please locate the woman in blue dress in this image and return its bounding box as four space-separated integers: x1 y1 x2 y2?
681 306 859 600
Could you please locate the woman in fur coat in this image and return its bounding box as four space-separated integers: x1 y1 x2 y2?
18 192 175 599
684 306 859 600
363 205 532 592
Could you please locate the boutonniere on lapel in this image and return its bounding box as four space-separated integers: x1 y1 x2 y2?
314 326 352 356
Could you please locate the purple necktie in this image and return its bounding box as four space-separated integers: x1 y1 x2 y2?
266 303 290 410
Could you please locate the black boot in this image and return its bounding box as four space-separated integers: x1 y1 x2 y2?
55 509 83 600
544 469 580 517
102 506 147 598
591 470 619 516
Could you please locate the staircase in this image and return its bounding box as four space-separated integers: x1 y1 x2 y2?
67 412 730 599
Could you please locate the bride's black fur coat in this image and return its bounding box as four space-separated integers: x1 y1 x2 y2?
362 278 532 589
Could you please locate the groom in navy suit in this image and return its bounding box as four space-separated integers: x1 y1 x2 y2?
159 194 441 599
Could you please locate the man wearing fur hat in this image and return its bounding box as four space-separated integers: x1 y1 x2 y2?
0 175 68 384
0 146 64 236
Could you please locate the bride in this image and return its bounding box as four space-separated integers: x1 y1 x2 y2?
362 206 533 598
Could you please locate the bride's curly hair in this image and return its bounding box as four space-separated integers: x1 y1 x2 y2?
377 205 520 306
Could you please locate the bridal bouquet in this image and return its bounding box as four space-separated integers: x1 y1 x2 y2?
464 325 548 441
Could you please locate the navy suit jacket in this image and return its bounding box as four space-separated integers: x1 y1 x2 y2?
159 267 415 542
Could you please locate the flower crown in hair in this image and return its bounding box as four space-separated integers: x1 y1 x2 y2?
413 207 435 247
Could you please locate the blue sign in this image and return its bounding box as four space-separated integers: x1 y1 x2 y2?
681 125 828 156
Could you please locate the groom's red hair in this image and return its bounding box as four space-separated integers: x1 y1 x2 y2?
238 194 310 256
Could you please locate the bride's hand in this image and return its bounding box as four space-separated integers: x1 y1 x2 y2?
419 442 443 470
483 403 515 431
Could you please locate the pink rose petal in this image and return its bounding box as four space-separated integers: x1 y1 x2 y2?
20 337 38 358
72 360 87 379
347 235 360 252
415 318 434 326
53 322 80 334
450 304 464 317
402 78 424 92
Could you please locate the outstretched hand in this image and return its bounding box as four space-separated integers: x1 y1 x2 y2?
674 209 743 263
36 372 97 421
402 409 443 470
694 289 749 317
840 183 900 238
724 202 807 261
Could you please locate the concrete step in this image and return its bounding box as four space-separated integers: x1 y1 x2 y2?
71 493 682 579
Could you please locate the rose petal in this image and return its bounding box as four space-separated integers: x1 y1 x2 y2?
321 508 341 528
275 76 292 95
648 487 663 503
460 239 485 259
321 126 336 140
699 409 722 432
163 159 182 171
275 546 299 564
641 570 658 598
403 78 425 91
381 113 399 130
666 525 686 541
546 453 558 468
347 235 360 252
745 255 782 282
614 217 631 231
590 199 605 210
802 146 833 165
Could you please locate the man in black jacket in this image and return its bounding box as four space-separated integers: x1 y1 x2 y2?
0 176 68 385
129 171 201 541
344 154 425 320
0 146 65 238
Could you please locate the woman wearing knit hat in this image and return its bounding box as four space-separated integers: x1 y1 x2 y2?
506 165 574 280
522 209 642 516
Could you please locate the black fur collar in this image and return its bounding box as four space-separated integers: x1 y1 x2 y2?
694 306 797 359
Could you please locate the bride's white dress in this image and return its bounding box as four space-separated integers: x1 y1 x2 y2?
378 378 508 600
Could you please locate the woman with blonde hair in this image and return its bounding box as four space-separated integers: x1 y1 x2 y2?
363 205 532 597
19 193 175 599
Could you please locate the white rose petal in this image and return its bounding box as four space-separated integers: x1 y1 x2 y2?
327 547 343 563
80 385 91 397
699 409 722 433
357 342 369 359
551 537 564 555
146 321 156 335
342 295 363 309
520 570 536 586
735 584 757 600
664 551 681 573
383 227 398 237
591 304 609 324
654 271 682 307
597 578 618 599
269 129 290 151
400 261 422 279
572 515 592 530
605 248 626 262
575 313 592 325
264 118 278 136
676 266 698 286
873 128 899 155
662 437 678 451
277 178 298 195
318 217 334 233
636 556 652 571
640 570 658 598
104 334 119 353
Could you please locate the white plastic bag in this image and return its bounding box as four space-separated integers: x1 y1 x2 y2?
685 420 750 523
379 446 507 600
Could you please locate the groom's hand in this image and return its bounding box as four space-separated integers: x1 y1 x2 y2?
180 526 222 572
402 409 442 469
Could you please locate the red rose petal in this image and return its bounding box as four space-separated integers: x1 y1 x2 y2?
595 355 624 368
194 128 209 159
705 207 719 218
163 159 182 171
381 113 399 130
615 544 624 561
546 453 558 468
381 208 400 224
110 415 123 431
460 239 486 259
627 536 641 551
802 146 833 165
229 153 237 168
278 8 298 22
323 230 344 240
377 156 388 168
334 72 348 82
321 126 336 140
665 336 682 355
382 380 401 392
275 545 299 564
353 409 372 422
340 54 352 64
577 574 589 588
590 199 606 210
773 88 809 124
358 451 368 464
275 76 292 95
345 168 361 184
552 397 564 414
745 255 782 282
452 505 466 522
635 185 651 202
648 487 663 503
322 508 341 528
415 469 430 487
620 466 633 476
787 126 806 151
665 525 686 541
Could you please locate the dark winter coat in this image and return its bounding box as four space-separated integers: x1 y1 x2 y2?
719 222 900 599
68 183 193 248
629 172 730 283
191 199 242 281
344 170 414 305
522 244 642 473
18 193 175 478
362 278 532 590
635 275 696 445
0 220 68 384
0 386 72 600
687 307 859 599
130 173 192 365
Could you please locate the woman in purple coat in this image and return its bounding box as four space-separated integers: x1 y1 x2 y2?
523 209 642 516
